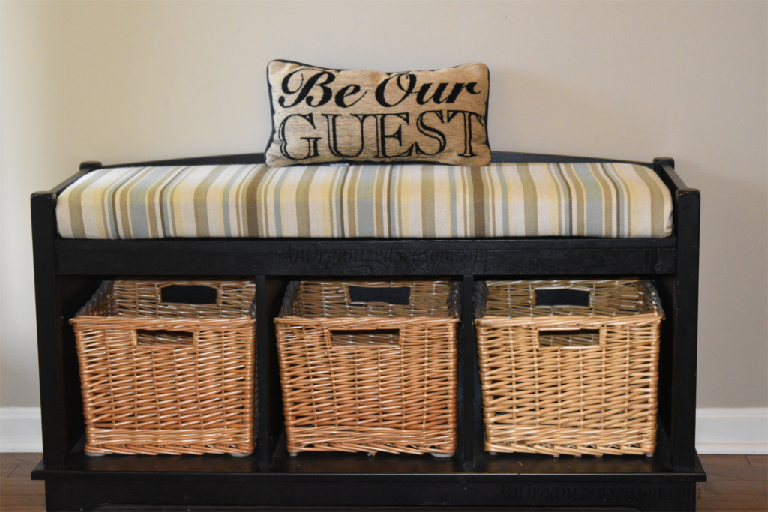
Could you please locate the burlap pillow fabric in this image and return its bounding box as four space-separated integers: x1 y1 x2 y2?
265 61 491 167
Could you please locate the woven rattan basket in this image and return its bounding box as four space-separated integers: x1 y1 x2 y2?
274 280 460 455
71 279 257 455
475 279 663 457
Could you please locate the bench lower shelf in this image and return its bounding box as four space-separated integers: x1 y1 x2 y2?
33 427 706 512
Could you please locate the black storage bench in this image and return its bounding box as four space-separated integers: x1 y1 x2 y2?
30 151 706 511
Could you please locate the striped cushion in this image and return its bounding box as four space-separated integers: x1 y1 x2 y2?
55 163 672 239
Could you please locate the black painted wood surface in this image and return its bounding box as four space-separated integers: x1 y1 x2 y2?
30 152 705 511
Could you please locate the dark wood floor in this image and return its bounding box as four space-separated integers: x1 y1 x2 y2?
2 453 766 511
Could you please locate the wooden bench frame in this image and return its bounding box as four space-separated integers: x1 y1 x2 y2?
30 152 706 511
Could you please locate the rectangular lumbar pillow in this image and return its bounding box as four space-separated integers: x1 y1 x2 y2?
265 60 491 167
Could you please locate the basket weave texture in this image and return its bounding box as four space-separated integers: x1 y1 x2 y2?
475 279 663 456
275 280 459 455
71 279 257 455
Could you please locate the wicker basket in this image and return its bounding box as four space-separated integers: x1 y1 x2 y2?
71 279 257 455
274 280 460 455
475 279 663 457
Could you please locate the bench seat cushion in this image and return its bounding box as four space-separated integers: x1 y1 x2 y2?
56 162 672 239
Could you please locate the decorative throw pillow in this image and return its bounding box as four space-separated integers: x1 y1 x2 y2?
265 60 491 167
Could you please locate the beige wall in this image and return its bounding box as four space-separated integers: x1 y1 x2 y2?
1 1 766 409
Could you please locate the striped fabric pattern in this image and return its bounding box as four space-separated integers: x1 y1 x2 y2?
55 163 673 239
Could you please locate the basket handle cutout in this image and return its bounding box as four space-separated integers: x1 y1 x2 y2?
534 288 590 308
326 328 401 348
159 284 219 305
347 286 411 306
537 327 602 349
132 328 198 347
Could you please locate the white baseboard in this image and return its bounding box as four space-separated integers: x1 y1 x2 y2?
1 406 766 454
696 407 768 454
0 407 42 452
